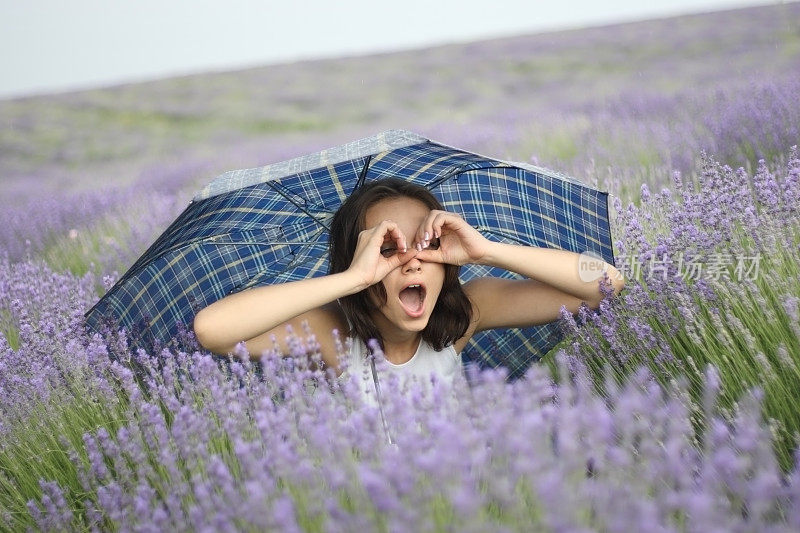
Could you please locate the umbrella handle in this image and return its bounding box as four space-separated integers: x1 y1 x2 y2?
370 356 395 446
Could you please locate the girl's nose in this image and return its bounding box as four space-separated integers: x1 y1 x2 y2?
403 255 422 272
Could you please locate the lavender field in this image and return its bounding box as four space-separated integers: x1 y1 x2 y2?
2 3 800 531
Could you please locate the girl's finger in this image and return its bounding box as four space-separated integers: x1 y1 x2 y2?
384 221 408 253
430 212 453 240
414 248 444 263
394 247 419 267
377 220 391 239
375 220 410 257
416 210 446 248
414 218 428 250
419 212 460 248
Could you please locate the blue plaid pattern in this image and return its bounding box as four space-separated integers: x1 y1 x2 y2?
85 130 613 377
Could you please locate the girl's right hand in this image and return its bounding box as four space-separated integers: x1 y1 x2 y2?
347 220 416 289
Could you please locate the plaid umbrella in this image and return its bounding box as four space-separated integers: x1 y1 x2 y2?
85 130 613 378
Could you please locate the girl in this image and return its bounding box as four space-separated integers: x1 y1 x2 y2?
193 178 624 385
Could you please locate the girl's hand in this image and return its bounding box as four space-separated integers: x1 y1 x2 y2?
413 210 491 266
347 220 418 288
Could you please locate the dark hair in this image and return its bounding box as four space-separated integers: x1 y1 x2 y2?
329 177 473 352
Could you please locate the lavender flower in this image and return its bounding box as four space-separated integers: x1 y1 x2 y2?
3 4 800 529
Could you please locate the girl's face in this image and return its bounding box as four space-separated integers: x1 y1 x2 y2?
363 196 445 336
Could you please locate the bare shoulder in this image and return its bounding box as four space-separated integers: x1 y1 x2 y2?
453 280 484 354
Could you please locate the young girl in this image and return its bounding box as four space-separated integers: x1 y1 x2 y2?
193 178 624 386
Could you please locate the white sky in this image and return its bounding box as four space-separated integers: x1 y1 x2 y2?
0 0 776 99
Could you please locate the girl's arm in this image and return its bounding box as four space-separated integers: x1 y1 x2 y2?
412 210 624 337
462 243 624 332
193 270 363 357
193 219 417 362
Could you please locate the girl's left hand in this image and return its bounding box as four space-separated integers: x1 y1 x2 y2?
412 210 491 266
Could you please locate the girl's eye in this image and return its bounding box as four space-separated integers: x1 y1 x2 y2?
380 247 397 257
428 238 440 250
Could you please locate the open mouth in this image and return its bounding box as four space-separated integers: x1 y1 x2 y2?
398 284 426 317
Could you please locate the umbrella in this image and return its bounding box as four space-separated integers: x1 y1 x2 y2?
85 129 614 378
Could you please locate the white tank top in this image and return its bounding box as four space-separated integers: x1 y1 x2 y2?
339 335 462 406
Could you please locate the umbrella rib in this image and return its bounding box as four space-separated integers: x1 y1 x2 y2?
202 241 328 247
265 180 331 231
355 154 372 191
424 163 511 190
479 228 530 245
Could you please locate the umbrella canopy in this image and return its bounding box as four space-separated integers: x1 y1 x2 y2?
85 130 613 377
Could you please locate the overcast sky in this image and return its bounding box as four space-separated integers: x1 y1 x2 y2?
0 0 775 99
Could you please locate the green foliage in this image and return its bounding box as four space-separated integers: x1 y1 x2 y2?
2 4 799 527
0 391 129 531
39 194 178 281
562 218 800 471
0 310 20 351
